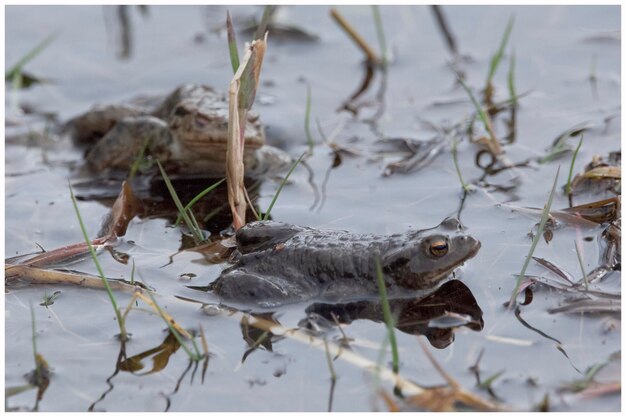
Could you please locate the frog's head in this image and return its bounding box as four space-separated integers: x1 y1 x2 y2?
382 218 481 290
167 89 265 158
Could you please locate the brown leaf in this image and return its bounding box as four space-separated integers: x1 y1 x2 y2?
100 181 143 239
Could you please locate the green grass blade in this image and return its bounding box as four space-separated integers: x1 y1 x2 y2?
371 5 387 66
508 50 517 106
565 136 583 195
574 241 588 290
174 178 225 226
226 10 240 74
374 255 399 374
253 5 276 41
451 138 470 192
156 161 205 243
263 152 306 221
30 303 38 375
304 83 314 153
487 15 514 84
128 136 152 181
69 183 127 340
479 369 505 389
6 32 57 80
508 166 560 308
459 79 490 136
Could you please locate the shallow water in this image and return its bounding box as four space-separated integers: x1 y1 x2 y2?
5 5 621 411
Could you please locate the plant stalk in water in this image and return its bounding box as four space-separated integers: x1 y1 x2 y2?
374 255 399 374
69 184 128 341
508 166 560 308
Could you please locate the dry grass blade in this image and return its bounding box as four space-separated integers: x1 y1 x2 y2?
5 265 137 292
134 292 193 340
8 237 108 268
226 33 268 230
402 338 505 411
582 166 621 179
214 309 503 411
330 7 379 64
229 311 423 395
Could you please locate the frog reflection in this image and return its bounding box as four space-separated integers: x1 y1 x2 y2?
227 280 482 355
300 280 483 349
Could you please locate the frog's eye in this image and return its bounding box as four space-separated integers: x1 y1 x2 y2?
429 240 448 257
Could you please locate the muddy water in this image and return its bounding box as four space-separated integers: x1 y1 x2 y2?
5 5 620 411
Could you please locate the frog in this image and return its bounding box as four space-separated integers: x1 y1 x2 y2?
207 218 481 308
67 84 292 177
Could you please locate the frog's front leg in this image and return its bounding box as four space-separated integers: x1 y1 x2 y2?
86 116 173 172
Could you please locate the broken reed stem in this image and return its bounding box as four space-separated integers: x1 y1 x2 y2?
574 241 588 290
374 255 399 374
330 7 379 64
508 166 560 308
69 184 128 341
263 152 306 221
